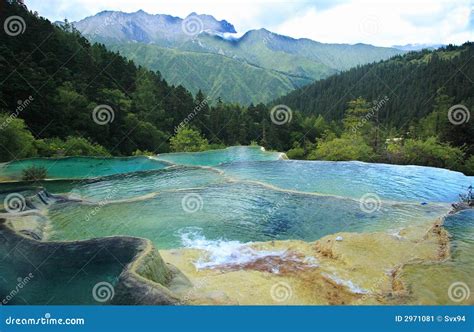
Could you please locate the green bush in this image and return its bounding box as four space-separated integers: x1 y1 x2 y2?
462 155 474 176
170 126 209 152
34 137 66 157
62 137 110 156
21 166 47 181
132 149 155 157
392 137 464 169
207 143 226 150
309 137 375 162
286 147 306 159
35 137 110 157
0 115 37 162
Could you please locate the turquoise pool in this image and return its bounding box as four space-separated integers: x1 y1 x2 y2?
0 146 472 305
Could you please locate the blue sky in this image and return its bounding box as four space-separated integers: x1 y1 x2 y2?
26 0 473 46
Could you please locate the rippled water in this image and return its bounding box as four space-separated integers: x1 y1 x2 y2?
1 147 471 247
218 160 470 203
155 146 284 166
0 146 472 304
46 181 449 248
43 166 226 202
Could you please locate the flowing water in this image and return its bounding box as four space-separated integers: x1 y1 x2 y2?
0 146 472 304
154 146 285 166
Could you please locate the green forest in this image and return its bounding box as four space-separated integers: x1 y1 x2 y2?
1 1 473 175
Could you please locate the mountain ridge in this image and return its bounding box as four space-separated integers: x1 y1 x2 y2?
276 43 474 127
71 10 405 104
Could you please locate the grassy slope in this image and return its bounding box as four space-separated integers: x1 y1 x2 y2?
111 43 317 105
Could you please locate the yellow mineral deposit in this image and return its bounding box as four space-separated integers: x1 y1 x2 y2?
162 219 452 305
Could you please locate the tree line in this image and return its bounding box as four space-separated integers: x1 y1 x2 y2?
0 1 472 175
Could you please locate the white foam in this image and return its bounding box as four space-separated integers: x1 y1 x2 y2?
178 227 287 270
388 230 404 239
322 272 368 294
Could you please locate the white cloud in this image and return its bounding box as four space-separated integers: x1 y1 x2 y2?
26 0 473 46
271 0 472 46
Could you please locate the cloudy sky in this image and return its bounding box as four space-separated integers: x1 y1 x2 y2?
26 0 473 46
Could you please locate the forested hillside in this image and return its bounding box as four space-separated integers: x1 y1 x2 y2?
72 10 403 104
1 1 473 175
107 43 313 106
277 44 474 126
0 1 196 157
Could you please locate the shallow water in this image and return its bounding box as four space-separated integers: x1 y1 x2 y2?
155 146 283 166
0 146 473 305
218 160 472 203
0 156 168 180
43 166 226 202
399 210 474 304
46 182 449 249
0 225 132 304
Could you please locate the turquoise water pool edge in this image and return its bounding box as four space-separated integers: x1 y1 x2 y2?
1 146 473 305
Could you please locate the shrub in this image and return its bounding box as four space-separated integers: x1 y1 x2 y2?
463 155 474 176
0 115 37 162
62 137 110 156
170 126 209 152
286 147 306 159
207 143 226 150
132 149 155 157
21 166 47 181
35 137 110 157
309 137 375 162
394 137 464 169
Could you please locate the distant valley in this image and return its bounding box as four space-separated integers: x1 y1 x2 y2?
71 11 405 104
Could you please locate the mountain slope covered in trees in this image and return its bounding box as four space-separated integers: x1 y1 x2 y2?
72 10 403 104
1 1 473 176
106 43 314 106
277 44 474 126
0 1 196 158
